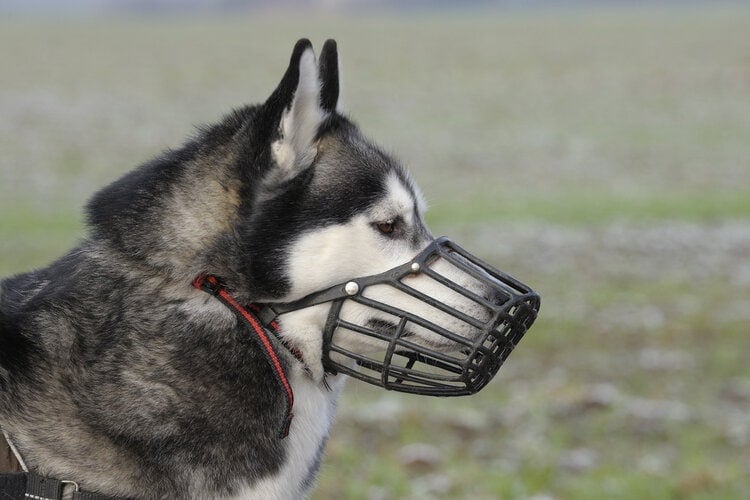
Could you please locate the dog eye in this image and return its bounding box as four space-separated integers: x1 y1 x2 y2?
374 220 395 235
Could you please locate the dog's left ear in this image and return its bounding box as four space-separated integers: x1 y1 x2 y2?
260 38 336 183
259 39 342 183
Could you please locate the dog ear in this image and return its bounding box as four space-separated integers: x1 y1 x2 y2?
318 39 340 113
261 38 327 181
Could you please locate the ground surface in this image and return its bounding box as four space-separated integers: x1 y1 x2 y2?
1 6 749 499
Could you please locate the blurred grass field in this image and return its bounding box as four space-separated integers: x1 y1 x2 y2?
1 5 749 499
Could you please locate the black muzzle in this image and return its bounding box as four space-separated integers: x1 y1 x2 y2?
265 237 540 397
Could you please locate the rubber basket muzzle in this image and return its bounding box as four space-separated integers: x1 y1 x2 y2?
311 237 540 396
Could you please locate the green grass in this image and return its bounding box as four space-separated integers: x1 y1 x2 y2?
0 208 83 275
427 189 750 226
1 5 749 499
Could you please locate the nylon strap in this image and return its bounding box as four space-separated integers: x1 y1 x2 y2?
192 275 295 438
25 473 63 500
0 472 118 500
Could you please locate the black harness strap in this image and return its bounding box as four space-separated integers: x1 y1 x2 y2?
0 473 25 499
24 473 64 500
0 472 118 500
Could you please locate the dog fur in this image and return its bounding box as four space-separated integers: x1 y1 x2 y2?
0 39 486 498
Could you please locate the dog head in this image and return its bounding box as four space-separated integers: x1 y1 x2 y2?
234 40 433 300
234 40 537 389
87 39 538 391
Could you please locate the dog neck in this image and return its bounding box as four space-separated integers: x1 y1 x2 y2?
192 275 296 438
191 274 328 439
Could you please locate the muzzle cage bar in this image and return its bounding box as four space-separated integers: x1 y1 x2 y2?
271 237 540 397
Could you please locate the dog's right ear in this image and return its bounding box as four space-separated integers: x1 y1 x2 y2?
259 38 327 184
318 39 340 113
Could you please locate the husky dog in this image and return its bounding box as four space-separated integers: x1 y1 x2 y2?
0 39 537 499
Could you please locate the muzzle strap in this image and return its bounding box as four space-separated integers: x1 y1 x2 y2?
192 275 295 439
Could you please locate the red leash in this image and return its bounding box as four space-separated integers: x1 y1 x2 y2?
192 275 295 439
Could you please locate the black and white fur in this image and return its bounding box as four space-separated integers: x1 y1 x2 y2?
0 39 487 498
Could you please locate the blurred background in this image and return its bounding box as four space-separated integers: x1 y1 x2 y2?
1 1 749 498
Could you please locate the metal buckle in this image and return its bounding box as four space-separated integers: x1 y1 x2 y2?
61 480 80 493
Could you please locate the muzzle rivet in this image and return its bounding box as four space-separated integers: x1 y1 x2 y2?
345 281 360 296
410 262 421 273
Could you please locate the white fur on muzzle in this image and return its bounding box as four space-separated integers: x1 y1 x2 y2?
266 237 540 396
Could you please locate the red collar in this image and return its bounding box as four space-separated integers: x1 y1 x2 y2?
191 274 300 439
